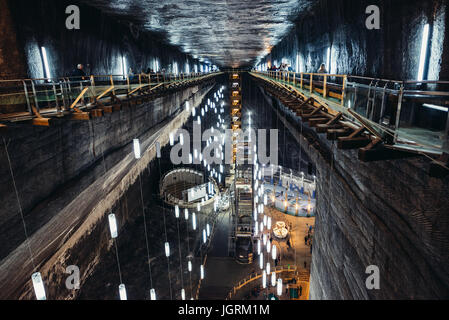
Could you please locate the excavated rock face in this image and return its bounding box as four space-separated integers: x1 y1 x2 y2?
261 0 449 81
253 81 449 300
80 0 315 68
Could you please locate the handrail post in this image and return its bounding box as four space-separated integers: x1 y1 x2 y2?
110 75 116 96
30 80 40 114
310 74 313 94
341 75 347 106
293 73 296 87
300 73 303 89
394 85 404 143
90 75 96 99
22 80 32 115
323 75 327 98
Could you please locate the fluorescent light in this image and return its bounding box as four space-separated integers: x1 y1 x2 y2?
277 278 283 296
31 272 46 300
133 139 141 159
150 288 156 300
417 24 430 81
41 47 51 79
326 47 331 72
181 289 186 300
423 103 448 112
296 53 300 73
108 214 118 239
165 242 170 257
119 284 127 300
122 55 128 77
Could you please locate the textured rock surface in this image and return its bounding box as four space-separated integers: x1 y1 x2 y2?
7 0 200 78
79 0 315 68
261 0 449 81
254 80 449 299
0 82 214 299
0 0 28 80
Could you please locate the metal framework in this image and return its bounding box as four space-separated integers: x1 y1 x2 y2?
251 71 449 176
0 71 221 127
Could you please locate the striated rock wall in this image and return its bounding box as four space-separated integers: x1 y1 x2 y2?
6 0 200 78
261 0 448 81
255 81 449 299
0 82 215 299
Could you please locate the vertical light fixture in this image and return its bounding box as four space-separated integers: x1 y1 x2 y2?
262 271 267 288
417 23 430 81
200 265 205 279
31 272 46 300
133 139 141 159
259 253 264 269
150 288 157 300
326 47 331 72
40 47 51 80
165 242 170 257
192 212 197 230
184 209 189 220
271 272 276 287
108 214 118 239
272 245 277 260
277 278 283 296
175 205 180 218
296 53 300 73
122 55 128 77
181 289 186 300
119 284 127 300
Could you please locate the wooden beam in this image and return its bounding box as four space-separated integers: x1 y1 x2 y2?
112 104 122 112
316 123 344 134
309 118 330 127
338 136 371 149
359 141 419 162
70 112 90 120
32 118 51 126
327 128 351 140
90 109 104 118
102 106 113 113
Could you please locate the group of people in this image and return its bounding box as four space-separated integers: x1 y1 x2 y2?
69 63 165 81
265 62 328 74
268 63 292 72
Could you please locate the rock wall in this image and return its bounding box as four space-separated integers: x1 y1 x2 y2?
0 81 215 299
261 0 448 81
5 0 201 79
0 0 28 80
254 80 449 299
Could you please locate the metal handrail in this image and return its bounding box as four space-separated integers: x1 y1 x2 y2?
0 71 220 119
252 70 449 156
